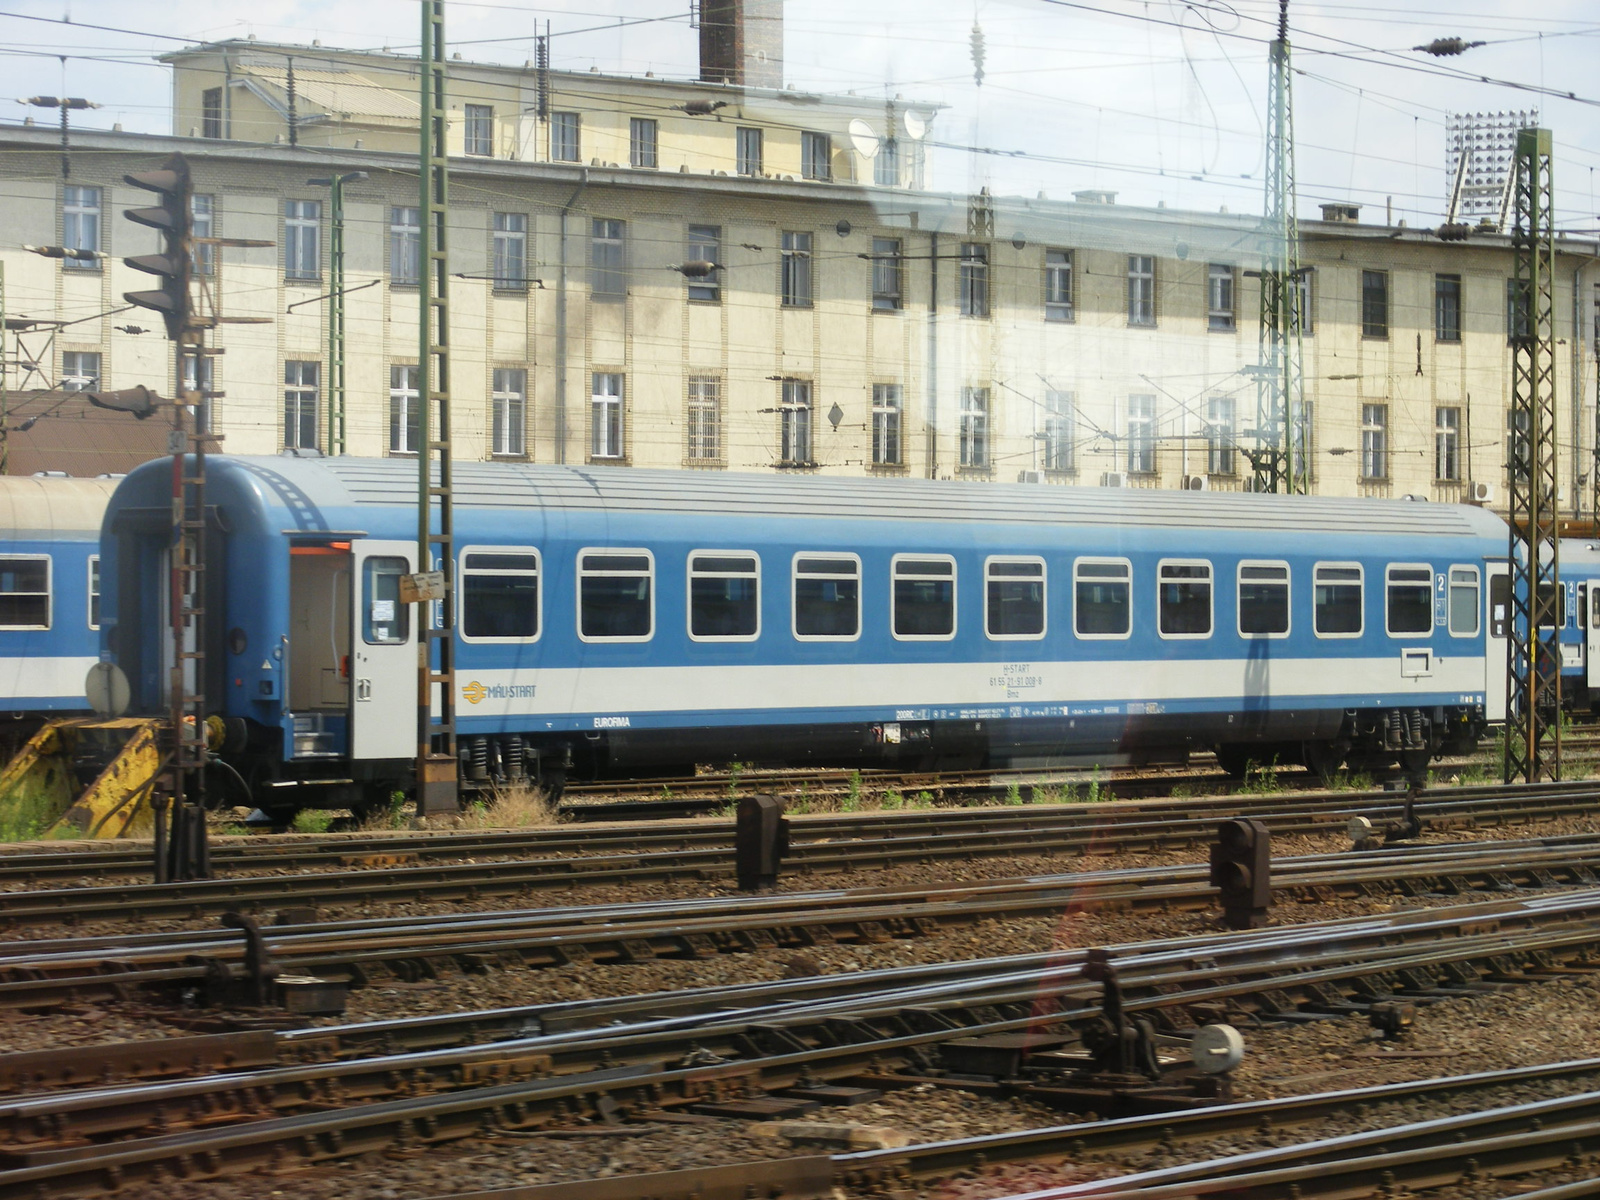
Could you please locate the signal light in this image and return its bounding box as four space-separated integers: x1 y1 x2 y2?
1209 818 1272 929
86 385 161 419
122 153 194 340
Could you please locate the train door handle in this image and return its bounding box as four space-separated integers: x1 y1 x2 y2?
356 678 373 701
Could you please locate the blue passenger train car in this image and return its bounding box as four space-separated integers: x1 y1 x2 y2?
99 456 1509 810
1558 539 1600 709
0 476 112 738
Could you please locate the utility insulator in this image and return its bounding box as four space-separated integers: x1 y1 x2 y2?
1413 37 1485 57
970 22 985 87
1436 222 1472 241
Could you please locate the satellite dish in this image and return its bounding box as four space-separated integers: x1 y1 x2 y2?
85 661 130 718
848 119 880 158
902 109 927 140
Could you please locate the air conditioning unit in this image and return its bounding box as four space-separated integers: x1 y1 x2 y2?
1100 472 1127 488
1470 481 1495 504
1016 470 1045 484
1182 475 1209 491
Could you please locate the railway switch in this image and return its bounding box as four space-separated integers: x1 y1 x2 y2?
1210 818 1272 929
736 793 790 890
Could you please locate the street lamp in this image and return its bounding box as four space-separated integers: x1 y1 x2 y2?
307 172 368 455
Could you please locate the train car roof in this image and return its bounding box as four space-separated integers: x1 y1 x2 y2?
1560 539 1600 567
0 475 118 540
153 455 1512 541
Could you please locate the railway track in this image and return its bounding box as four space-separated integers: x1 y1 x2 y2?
4 889 1600 1195
3 777 1598 905
4 833 1600 1010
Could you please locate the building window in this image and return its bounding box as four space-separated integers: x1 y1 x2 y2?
875 137 900 187
389 365 421 454
192 194 215 278
1045 249 1073 321
1362 269 1389 338
872 238 903 311
959 243 989 317
1207 263 1235 331
793 555 860 640
1127 255 1155 326
0 558 50 629
1127 393 1156 474
872 383 902 465
1043 390 1074 471
461 549 539 642
181 353 214 397
781 231 813 307
736 126 763 176
284 199 320 280
780 380 812 464
630 117 658 169
801 131 831 180
1507 276 1532 342
689 553 759 640
1360 403 1388 479
61 350 100 393
1435 274 1462 342
1294 270 1314 335
390 206 420 285
687 224 721 302
284 360 319 450
201 87 223 139
492 212 526 290
491 367 526 457
464 104 493 156
1435 405 1461 481
1205 395 1235 475
578 550 653 642
959 386 989 468
550 111 580 162
591 372 624 459
687 375 721 461
62 185 100 270
590 218 625 300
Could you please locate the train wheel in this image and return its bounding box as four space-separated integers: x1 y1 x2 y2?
1213 744 1253 777
1301 740 1346 787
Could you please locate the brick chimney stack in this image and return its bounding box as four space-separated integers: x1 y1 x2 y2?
700 0 783 88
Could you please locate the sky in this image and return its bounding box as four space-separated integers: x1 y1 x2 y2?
3 0 1599 230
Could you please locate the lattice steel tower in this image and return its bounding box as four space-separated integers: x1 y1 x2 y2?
1251 0 1306 495
1504 127 1560 783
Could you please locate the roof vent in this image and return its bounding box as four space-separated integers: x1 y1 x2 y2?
1320 203 1361 223
1072 188 1116 204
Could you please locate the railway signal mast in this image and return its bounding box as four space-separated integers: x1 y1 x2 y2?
1504 127 1561 783
1250 0 1306 496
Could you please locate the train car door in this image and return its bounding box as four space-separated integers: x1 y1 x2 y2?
1588 583 1600 692
1486 564 1510 722
350 541 415 760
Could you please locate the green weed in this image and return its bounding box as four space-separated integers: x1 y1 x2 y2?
1004 782 1024 806
1240 757 1283 795
913 790 935 809
291 809 336 834
883 790 905 810
843 771 862 813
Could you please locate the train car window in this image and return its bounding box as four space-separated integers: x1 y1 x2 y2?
1448 566 1480 636
1579 583 1588 631
578 550 654 642
460 549 540 642
985 557 1045 639
689 552 760 641
362 556 409 645
793 554 860 640
1158 560 1212 638
0 557 49 630
1490 574 1511 638
1592 583 1600 630
892 556 957 640
1385 564 1433 636
1537 581 1564 630
1237 562 1289 637
87 556 100 630
1074 559 1131 638
1313 563 1362 637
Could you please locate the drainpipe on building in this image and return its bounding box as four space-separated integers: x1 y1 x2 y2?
555 169 589 465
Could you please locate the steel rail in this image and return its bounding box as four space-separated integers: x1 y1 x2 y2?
4 838 1600 1009
7 901 1600 1191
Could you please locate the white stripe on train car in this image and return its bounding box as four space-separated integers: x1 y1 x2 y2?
0 656 97 708
454 655 1488 720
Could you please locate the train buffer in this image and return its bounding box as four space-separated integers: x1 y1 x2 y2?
0 716 166 839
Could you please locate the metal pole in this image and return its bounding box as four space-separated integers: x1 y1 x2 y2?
1504 126 1561 783
0 262 8 476
327 175 346 455
416 0 458 815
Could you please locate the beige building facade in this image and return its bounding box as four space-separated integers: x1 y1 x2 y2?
1 38 1597 520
